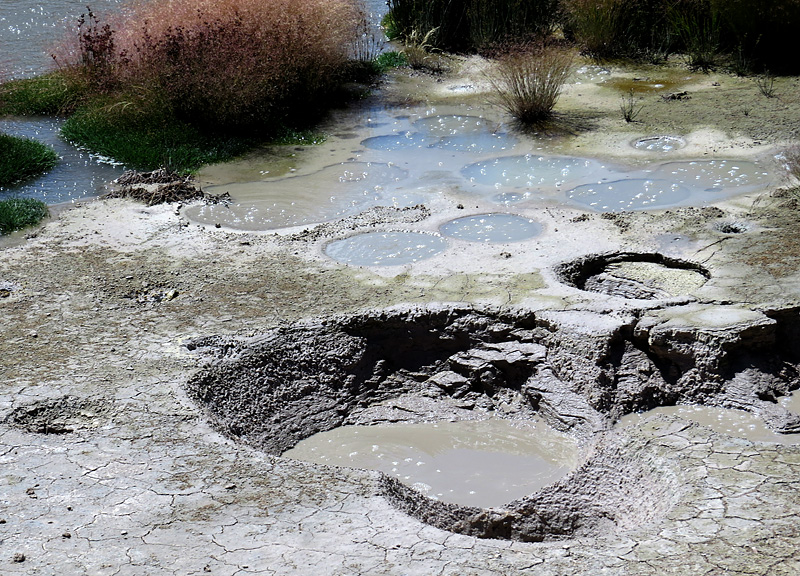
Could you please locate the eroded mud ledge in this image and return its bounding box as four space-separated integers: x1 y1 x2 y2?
186 302 800 542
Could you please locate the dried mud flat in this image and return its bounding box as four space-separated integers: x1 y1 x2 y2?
2 58 800 575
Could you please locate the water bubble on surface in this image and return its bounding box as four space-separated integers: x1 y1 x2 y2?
567 179 692 212
633 136 686 152
461 155 605 190
651 159 772 192
440 213 542 243
325 231 447 266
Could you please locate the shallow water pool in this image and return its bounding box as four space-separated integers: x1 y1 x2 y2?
440 213 542 243
325 231 448 266
283 418 579 508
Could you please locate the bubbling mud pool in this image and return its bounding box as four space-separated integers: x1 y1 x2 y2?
183 161 423 230
283 418 579 508
440 213 542 242
189 106 777 234
325 231 448 266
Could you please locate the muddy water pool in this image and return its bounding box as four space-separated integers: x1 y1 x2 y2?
190 104 777 240
620 393 800 444
283 418 580 508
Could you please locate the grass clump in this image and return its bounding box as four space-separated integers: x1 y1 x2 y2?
0 73 85 116
60 97 253 172
669 1 720 71
487 43 574 125
374 51 409 72
67 0 361 132
0 133 59 187
0 198 49 235
619 88 643 122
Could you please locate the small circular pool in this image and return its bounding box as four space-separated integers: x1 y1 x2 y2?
440 213 542 243
461 154 607 190
567 179 692 211
325 231 447 266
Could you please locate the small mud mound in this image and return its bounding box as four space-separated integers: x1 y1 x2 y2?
5 396 112 434
104 169 204 206
185 304 800 541
715 220 750 234
554 252 710 300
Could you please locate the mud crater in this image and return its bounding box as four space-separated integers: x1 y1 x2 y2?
5 396 113 434
186 304 800 542
554 252 711 300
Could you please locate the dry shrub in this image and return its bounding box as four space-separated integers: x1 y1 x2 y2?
783 145 800 184
487 44 574 124
54 0 361 130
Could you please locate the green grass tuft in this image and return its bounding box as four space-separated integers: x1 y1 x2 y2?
374 51 409 72
0 133 60 187
0 197 49 235
61 101 254 172
0 72 85 116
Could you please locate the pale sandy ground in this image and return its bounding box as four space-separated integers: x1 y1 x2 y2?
2 55 800 575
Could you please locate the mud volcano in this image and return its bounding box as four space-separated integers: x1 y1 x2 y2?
186 304 800 542
555 252 711 300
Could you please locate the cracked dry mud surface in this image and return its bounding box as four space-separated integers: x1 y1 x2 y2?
3 58 800 575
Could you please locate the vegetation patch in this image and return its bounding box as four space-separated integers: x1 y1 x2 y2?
0 0 375 173
60 99 253 172
487 44 574 125
0 133 59 188
562 0 800 73
386 0 560 52
0 197 49 235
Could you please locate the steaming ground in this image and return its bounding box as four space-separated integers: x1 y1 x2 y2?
2 56 800 574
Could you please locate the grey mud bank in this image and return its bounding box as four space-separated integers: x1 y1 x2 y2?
3 58 800 575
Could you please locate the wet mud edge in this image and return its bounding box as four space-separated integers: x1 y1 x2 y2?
184 302 800 542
